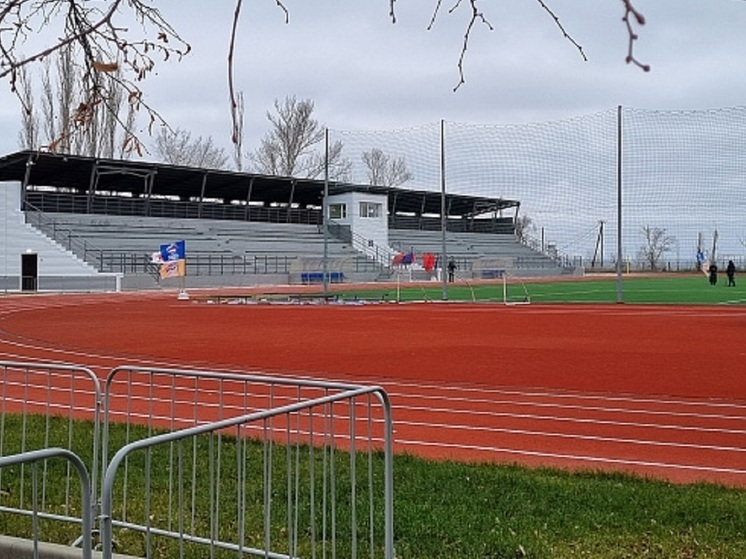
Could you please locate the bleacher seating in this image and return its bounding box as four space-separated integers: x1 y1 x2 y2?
389 229 569 277
19 211 570 286
31 213 359 258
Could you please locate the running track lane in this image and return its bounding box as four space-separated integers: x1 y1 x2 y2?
1 291 745 487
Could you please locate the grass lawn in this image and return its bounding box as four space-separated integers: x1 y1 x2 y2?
1 419 745 558
333 273 746 306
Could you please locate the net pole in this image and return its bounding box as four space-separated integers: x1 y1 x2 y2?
440 119 448 301
323 128 330 301
615 105 624 304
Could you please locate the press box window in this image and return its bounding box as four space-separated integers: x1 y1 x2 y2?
329 203 347 219
359 201 382 218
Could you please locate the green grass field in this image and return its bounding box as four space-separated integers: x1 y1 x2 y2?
1 419 745 558
335 273 746 306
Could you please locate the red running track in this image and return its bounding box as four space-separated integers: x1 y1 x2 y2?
1 291 746 487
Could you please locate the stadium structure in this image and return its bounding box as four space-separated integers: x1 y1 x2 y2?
0 150 574 292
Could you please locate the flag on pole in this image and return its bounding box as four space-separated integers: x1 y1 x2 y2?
160 240 186 262
158 240 186 279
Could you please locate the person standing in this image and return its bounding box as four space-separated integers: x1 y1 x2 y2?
447 258 457 283
708 262 718 286
726 260 736 286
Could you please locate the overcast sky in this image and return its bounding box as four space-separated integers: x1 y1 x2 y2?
1 0 746 160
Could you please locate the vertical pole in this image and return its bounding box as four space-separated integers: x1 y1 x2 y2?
615 105 624 303
323 129 330 301
440 120 448 301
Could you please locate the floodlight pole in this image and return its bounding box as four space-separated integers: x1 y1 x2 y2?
440 119 448 301
615 105 624 304
323 128 330 301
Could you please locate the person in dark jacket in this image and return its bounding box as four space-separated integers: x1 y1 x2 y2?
726 260 736 287
708 262 718 285
447 259 457 283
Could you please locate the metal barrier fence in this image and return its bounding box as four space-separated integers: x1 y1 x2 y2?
0 448 93 559
0 362 395 559
0 361 101 539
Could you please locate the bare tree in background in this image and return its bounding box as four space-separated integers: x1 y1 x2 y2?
152 127 229 170
250 96 350 179
1 0 652 152
2 0 189 153
638 225 676 271
362 148 413 187
16 65 38 150
18 44 135 158
514 214 535 243
233 91 246 171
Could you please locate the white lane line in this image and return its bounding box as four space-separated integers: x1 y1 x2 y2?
390 395 746 422
387 383 746 411
396 404 746 435
396 419 746 454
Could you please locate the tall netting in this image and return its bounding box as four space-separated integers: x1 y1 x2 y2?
331 123 442 212
443 113 618 265
330 106 746 271
622 107 746 267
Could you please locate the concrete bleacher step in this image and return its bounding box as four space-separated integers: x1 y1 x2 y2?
27 212 359 264
1 184 101 277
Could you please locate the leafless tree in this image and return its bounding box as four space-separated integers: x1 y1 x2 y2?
17 43 135 158
514 214 535 243
2 1 653 152
16 65 37 150
362 148 413 187
152 127 229 170
232 91 245 171
638 225 676 271
250 96 350 180
1 0 189 153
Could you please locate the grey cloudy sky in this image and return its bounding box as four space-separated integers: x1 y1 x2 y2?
2 0 746 158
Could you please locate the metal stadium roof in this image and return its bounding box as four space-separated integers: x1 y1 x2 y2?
0 150 518 218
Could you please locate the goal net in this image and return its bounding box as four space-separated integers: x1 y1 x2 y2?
502 273 531 306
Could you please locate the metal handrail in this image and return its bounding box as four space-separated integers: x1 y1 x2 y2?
23 201 106 270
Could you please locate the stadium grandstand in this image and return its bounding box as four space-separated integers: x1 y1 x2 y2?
0 150 572 292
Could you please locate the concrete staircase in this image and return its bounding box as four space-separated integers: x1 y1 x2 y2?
0 182 119 291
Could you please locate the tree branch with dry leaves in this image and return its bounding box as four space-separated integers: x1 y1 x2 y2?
0 0 190 154
2 0 659 156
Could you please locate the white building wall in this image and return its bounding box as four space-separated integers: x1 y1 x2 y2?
327 192 393 264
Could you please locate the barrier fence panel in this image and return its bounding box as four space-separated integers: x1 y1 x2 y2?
0 361 101 546
101 366 394 559
0 448 93 559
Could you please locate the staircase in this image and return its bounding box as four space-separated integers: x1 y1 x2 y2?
0 181 120 291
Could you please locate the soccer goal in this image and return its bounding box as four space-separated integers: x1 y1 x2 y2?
502 273 531 305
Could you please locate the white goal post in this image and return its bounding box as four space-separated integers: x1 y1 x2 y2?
502 273 531 305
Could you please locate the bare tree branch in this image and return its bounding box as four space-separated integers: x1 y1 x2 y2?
386 0 650 92
535 0 587 63
228 0 288 148
451 1 494 92
228 0 244 147
621 0 650 72
1 0 191 152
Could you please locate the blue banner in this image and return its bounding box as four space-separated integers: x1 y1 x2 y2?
160 240 186 262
